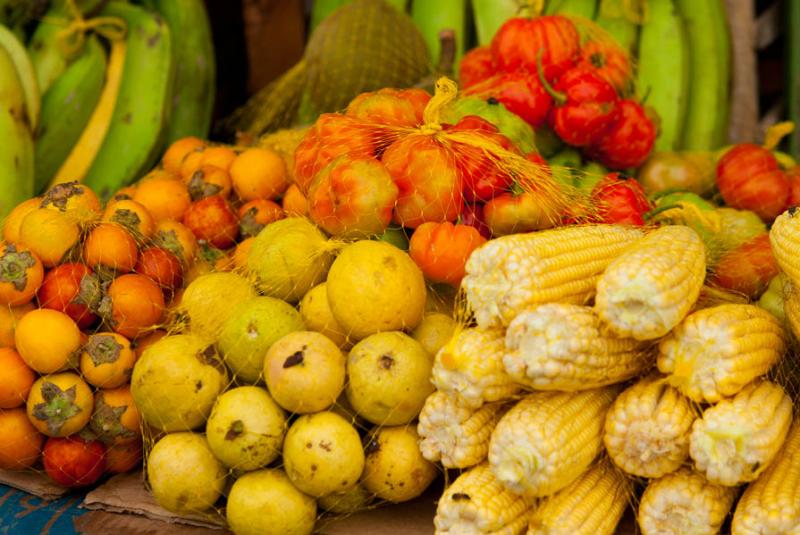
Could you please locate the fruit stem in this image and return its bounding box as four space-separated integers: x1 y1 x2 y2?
535 50 566 105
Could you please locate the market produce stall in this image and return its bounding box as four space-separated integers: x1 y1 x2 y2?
0 0 798 534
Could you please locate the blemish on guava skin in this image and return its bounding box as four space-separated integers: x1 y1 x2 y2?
195 380 203 392
379 355 394 370
283 351 304 368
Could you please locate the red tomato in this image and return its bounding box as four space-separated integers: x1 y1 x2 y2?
37 263 98 328
547 67 619 147
293 113 379 194
586 99 656 170
590 172 652 226
182 195 239 249
709 234 779 299
465 71 553 127
382 134 463 228
483 190 561 236
459 46 495 89
491 15 580 81
716 144 790 222
43 436 106 488
409 222 487 286
576 39 632 94
135 247 184 291
451 115 519 202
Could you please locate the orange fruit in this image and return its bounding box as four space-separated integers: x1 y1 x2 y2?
89 385 141 445
282 183 308 216
0 408 44 469
83 223 140 273
0 348 35 408
3 197 42 244
180 149 206 182
80 332 136 388
134 173 191 223
103 199 155 239
199 145 237 172
40 181 101 226
186 164 233 201
153 220 198 267
19 208 80 267
0 302 35 348
15 309 82 374
27 372 94 437
0 243 44 306
232 237 254 271
163 136 206 175
105 274 165 339
105 439 142 474
110 185 138 203
231 147 289 201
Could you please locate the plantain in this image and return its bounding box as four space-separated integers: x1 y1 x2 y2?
545 0 597 18
471 0 519 46
51 38 126 188
82 1 174 200
593 0 639 54
0 24 39 130
0 40 34 217
28 1 115 105
139 0 215 142
675 0 730 150
636 0 689 152
411 0 467 66
35 35 106 193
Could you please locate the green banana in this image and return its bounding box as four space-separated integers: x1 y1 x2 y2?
675 0 730 150
594 0 638 54
0 24 39 130
139 0 215 142
789 0 800 158
470 0 518 46
636 0 689 152
28 0 109 96
545 0 597 18
0 39 34 217
83 1 174 200
411 0 466 67
35 35 106 194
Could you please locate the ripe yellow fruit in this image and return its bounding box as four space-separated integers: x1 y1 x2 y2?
326 240 426 341
362 426 438 503
282 411 364 497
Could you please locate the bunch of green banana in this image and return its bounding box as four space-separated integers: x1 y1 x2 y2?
0 23 37 217
31 0 215 200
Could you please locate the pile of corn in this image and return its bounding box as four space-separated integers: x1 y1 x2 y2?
417 218 800 535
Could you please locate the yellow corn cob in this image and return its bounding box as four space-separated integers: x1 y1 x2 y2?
434 462 533 535
785 280 800 340
657 304 787 403
432 328 520 409
488 386 621 498
595 225 706 340
637 468 737 535
603 374 696 478
732 421 800 534
690 380 792 487
504 303 652 391
462 225 644 328
769 207 800 288
417 392 509 469
526 458 632 535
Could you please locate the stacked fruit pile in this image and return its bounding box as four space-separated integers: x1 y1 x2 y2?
0 0 213 216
